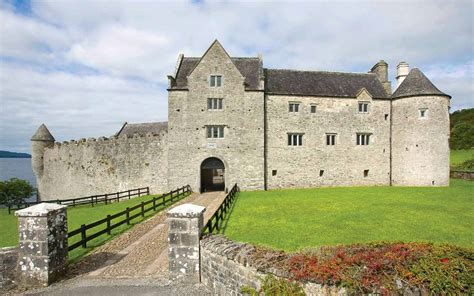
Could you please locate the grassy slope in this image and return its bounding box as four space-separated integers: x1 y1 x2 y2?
224 179 473 251
0 193 188 261
451 149 474 166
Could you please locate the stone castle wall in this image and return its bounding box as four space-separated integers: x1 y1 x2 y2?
38 133 168 200
391 96 450 186
266 93 391 189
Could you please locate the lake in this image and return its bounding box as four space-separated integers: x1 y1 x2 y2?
0 158 37 202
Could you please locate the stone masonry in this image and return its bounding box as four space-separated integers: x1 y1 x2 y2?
0 247 18 291
167 203 205 283
31 40 451 200
15 203 68 287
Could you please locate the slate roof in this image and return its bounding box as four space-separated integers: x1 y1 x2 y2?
265 69 389 99
391 68 450 99
116 122 168 137
172 57 262 90
31 124 55 141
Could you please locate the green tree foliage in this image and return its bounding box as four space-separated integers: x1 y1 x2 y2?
450 108 474 149
0 178 35 206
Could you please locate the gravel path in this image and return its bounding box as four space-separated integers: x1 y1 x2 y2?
67 191 226 279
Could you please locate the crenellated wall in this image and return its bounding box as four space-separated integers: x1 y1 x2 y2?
37 132 168 200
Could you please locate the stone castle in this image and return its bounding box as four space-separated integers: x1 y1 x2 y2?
31 40 451 200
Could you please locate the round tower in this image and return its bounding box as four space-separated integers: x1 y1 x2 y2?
31 124 55 178
391 65 451 186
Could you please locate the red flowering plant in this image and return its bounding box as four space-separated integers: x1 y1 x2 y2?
286 242 473 295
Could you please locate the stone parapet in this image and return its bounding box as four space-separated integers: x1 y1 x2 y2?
0 247 18 292
15 203 68 287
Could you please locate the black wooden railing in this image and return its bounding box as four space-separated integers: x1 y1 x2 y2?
8 187 150 214
68 185 191 252
203 183 239 234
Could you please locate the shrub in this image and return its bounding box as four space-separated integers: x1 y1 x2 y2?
0 178 35 206
241 274 305 296
287 242 473 295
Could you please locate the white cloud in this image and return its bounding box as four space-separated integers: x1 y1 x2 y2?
0 0 473 153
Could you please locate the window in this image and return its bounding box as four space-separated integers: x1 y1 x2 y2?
319 170 324 177
419 108 428 118
356 133 371 145
358 102 369 113
364 170 369 177
288 133 303 146
289 103 300 113
326 133 336 145
206 126 224 138
207 98 223 110
272 170 277 176
310 105 317 113
210 75 222 87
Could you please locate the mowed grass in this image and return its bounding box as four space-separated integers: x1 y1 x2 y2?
451 149 474 166
0 193 189 262
223 179 474 251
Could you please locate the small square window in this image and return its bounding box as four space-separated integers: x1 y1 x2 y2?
326 133 336 145
364 169 369 177
272 170 277 176
358 102 369 113
419 108 428 118
319 170 324 177
310 105 317 113
289 103 300 113
210 75 222 87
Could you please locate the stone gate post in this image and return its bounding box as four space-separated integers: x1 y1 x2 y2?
15 203 68 287
167 203 206 283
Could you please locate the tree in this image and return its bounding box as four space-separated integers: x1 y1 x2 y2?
0 178 35 206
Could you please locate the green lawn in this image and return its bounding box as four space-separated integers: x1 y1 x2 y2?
0 193 189 261
451 149 474 166
223 179 474 251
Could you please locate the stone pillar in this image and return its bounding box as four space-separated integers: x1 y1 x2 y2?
15 203 68 287
167 203 206 283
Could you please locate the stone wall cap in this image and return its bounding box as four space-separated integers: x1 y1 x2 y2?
15 203 67 217
167 203 206 218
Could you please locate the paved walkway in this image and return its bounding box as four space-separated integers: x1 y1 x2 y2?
67 191 226 280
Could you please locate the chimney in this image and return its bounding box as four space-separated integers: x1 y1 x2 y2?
396 61 409 88
370 60 391 95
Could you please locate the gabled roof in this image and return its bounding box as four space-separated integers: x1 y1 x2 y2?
391 68 450 99
116 122 168 137
265 69 389 99
31 124 55 141
172 57 262 90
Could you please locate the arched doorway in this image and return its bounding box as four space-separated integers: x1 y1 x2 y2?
200 157 225 193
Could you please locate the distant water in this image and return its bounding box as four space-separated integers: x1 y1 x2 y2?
0 158 37 202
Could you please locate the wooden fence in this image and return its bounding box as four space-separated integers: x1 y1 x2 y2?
8 187 150 214
68 185 191 251
203 183 239 234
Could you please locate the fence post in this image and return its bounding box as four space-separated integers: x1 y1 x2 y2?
81 224 87 248
91 196 94 207
116 192 119 202
167 203 206 283
147 187 150 195
141 202 145 217
138 190 141 197
128 190 131 199
105 194 108 205
126 207 130 225
8 205 11 214
153 198 156 210
107 215 111 235
162 194 165 205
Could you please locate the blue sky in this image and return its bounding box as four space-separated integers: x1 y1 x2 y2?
0 0 473 153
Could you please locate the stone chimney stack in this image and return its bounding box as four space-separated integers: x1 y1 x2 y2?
396 61 410 88
370 60 391 95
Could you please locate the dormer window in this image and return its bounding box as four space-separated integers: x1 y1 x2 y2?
358 102 369 113
419 108 428 118
210 75 222 87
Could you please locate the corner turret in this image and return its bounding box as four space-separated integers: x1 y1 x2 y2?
31 124 55 178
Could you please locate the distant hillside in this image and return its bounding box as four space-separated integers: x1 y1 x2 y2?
450 108 474 150
0 150 31 158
